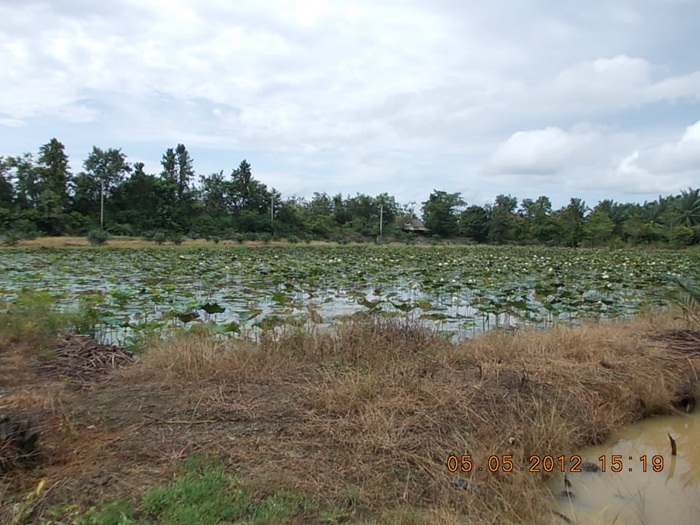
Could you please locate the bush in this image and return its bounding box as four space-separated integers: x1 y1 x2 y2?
331 234 349 245
9 219 39 240
170 232 184 245
672 226 695 246
152 232 166 245
87 229 109 245
231 233 244 244
1 231 21 246
107 223 136 237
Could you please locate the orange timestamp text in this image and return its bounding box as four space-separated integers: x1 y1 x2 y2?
446 454 665 473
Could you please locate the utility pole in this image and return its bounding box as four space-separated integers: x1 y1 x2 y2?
100 180 104 228
271 194 274 230
379 204 383 239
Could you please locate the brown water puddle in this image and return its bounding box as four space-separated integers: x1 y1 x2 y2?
552 412 700 524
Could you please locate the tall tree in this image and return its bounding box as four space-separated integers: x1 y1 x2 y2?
304 192 336 236
675 188 700 228
421 190 464 237
175 144 195 203
110 162 172 231
0 157 15 208
229 160 271 213
459 204 488 242
37 138 71 208
524 196 559 243
5 154 40 209
583 207 616 246
487 194 518 244
83 147 131 227
200 171 228 214
556 198 588 247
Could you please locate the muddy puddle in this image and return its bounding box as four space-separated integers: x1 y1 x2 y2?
551 411 700 524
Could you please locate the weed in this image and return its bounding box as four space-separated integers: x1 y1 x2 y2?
0 291 69 347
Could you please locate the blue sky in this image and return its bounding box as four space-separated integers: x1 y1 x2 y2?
1 0 699 210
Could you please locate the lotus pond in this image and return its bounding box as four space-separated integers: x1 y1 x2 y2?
0 245 695 349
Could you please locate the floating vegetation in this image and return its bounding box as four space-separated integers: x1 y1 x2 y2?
0 245 694 346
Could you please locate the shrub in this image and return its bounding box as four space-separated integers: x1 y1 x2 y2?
170 232 184 245
1 231 21 246
87 229 109 245
9 219 39 240
671 225 695 246
152 231 166 245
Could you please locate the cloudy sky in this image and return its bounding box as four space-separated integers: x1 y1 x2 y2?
1 0 699 210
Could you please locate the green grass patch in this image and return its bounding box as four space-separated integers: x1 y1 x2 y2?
44 456 347 525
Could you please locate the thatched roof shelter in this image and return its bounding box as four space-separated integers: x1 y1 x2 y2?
401 218 430 233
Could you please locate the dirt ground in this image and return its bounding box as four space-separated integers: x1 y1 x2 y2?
0 337 312 513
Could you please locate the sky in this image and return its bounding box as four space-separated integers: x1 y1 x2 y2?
1 0 699 211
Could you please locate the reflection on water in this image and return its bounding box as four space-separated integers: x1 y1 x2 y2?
552 412 700 524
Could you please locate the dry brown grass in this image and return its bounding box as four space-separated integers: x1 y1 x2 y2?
2 312 698 524
111 313 698 523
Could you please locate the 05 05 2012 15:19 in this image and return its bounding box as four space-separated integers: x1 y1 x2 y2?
446 454 665 473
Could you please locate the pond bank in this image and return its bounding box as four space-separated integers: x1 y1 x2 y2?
1 311 699 524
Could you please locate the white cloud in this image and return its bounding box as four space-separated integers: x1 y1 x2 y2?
543 55 700 111
486 127 599 175
612 120 700 186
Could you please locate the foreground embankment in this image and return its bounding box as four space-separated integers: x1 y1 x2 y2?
1 311 698 524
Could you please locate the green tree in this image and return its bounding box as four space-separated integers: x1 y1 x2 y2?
229 160 271 213
273 197 308 237
35 189 66 235
487 194 518 244
583 208 616 246
175 144 195 203
675 188 700 228
111 163 174 232
5 154 40 209
83 147 131 227
556 198 588 247
37 138 71 208
303 193 337 236
160 148 178 201
421 190 464 237
0 158 14 208
339 193 400 237
459 205 488 242
199 171 228 214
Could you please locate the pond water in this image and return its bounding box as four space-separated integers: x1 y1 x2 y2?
551 411 700 524
0 246 692 348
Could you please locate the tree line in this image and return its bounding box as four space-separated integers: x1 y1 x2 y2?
0 138 698 246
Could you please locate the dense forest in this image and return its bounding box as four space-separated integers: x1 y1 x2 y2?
0 138 698 246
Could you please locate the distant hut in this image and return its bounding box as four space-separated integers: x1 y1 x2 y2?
401 218 430 234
